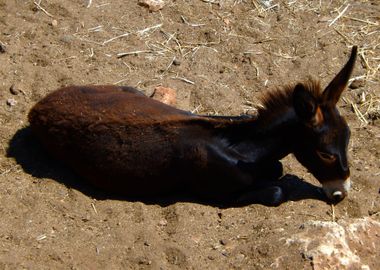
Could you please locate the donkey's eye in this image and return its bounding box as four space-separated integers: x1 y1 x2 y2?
316 150 336 162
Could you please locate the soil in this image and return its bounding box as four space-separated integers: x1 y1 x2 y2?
0 0 379 269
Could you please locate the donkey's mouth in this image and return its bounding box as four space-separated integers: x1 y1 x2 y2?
322 177 351 202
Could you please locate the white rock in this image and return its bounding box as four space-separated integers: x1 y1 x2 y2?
286 217 380 270
151 86 176 106
6 98 17 106
138 0 165 12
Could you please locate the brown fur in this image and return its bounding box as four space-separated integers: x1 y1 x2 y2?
257 79 322 123
27 46 358 204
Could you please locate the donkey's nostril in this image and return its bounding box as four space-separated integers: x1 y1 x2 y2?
322 179 351 203
332 190 343 201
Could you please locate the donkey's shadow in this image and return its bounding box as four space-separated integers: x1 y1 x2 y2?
7 127 327 207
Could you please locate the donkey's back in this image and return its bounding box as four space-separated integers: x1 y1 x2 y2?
30 85 194 126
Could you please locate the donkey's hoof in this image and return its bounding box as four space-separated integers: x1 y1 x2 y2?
268 186 284 206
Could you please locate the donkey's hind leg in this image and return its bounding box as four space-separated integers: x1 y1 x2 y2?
236 186 284 206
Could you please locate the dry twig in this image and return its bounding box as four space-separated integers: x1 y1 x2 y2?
137 23 163 37
329 4 350 27
102 32 130 45
331 204 336 222
171 76 195 85
116 50 152 58
33 1 54 18
91 203 98 214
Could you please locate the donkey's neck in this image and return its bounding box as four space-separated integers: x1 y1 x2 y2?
222 107 300 164
210 82 322 164
224 83 318 164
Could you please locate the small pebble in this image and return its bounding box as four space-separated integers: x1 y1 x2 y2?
9 85 19 95
220 239 229 246
158 219 168 226
236 253 245 261
349 79 365 89
358 92 366 104
212 244 221 250
60 35 74 44
6 98 17 106
138 0 165 11
221 250 229 257
0 43 6 53
51 19 58 27
173 59 181 66
137 258 152 265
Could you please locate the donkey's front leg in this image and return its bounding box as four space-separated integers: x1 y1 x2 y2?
234 160 285 206
236 185 284 206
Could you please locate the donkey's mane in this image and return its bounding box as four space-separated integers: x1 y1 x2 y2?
257 79 322 123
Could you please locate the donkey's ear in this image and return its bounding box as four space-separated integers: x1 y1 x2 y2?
293 83 323 126
322 46 357 105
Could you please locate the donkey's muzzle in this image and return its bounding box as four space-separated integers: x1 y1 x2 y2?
322 177 351 202
332 190 344 201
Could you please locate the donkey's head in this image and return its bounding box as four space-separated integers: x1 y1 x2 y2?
292 46 357 202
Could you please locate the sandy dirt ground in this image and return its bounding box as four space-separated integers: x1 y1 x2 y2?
0 0 379 269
